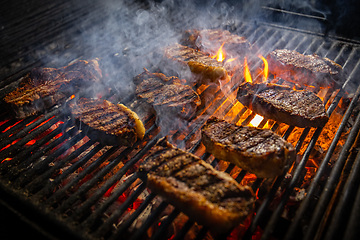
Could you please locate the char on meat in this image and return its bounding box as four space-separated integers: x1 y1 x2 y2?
201 117 296 178
3 59 102 118
180 29 252 58
139 137 255 233
164 43 229 84
267 49 343 87
134 69 201 121
69 98 145 146
236 82 329 128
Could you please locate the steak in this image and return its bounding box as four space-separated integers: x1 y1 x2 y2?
201 117 296 178
139 137 255 233
134 69 201 120
68 98 145 146
3 59 102 118
180 29 252 58
236 82 329 128
267 49 342 87
164 43 229 84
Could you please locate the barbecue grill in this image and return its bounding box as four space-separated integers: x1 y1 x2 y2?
1 0 360 239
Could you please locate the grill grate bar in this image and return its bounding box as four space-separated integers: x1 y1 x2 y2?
107 191 156 240
324 134 360 240
343 169 360 239
303 93 360 240
14 130 87 188
25 139 97 194
34 142 104 200
81 173 139 230
284 83 360 240
150 209 181 240
3 126 79 181
129 201 169 240
0 115 63 161
0 120 63 172
70 127 158 222
0 106 63 151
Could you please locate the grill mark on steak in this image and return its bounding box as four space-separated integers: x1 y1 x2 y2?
3 59 102 119
69 98 145 146
134 69 201 121
267 49 343 87
201 117 296 178
180 29 252 59
140 137 255 233
236 82 329 128
164 43 228 83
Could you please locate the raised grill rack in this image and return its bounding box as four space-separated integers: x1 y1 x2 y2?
1 1 360 239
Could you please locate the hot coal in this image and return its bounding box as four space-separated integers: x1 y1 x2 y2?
201 117 296 178
236 82 329 128
139 137 255 233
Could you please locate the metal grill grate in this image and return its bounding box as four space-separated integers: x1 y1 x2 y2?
1 1 360 240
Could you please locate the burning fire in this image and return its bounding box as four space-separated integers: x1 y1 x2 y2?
211 43 237 64
258 55 268 82
211 43 226 62
244 57 252 83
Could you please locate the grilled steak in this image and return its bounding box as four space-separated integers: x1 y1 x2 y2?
139 137 255 233
164 43 228 83
69 98 145 146
201 117 296 178
180 29 252 58
3 59 102 118
236 82 329 128
267 49 342 87
134 69 201 120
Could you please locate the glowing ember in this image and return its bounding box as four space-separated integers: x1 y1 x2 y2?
258 55 268 82
70 94 75 99
1 158 12 164
244 57 252 83
249 114 264 127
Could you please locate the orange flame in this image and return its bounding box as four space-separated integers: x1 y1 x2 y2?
211 43 226 62
258 55 268 82
70 94 75 99
244 57 252 83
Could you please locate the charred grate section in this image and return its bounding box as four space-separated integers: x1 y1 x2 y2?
0 1 360 240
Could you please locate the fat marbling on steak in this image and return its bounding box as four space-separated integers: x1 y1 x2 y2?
267 49 342 87
201 117 296 178
3 59 102 119
139 137 255 233
236 82 329 128
69 98 145 146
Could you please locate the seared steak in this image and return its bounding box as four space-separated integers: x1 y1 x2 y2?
267 49 342 87
134 69 201 120
201 118 296 178
180 29 252 58
3 59 102 118
69 98 145 146
139 137 255 233
164 43 228 83
236 82 329 128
